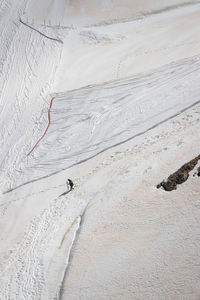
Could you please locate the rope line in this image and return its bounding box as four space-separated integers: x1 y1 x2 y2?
27 97 55 156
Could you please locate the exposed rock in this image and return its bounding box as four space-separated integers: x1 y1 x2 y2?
157 154 200 191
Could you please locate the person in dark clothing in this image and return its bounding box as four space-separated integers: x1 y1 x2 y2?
67 178 74 191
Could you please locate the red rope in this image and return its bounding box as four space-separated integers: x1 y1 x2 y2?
27 97 55 156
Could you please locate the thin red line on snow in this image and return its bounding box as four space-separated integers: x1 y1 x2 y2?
27 97 55 156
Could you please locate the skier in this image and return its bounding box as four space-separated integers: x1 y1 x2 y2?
67 178 74 191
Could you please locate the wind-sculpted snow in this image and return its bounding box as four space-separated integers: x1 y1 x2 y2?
9 55 199 191
1 0 200 299
0 5 70 193
0 0 27 73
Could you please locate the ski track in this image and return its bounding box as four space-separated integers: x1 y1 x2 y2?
0 193 88 300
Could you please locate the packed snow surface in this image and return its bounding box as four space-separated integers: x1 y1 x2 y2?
0 0 200 299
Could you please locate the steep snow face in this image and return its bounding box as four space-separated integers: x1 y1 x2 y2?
13 55 200 191
0 0 68 192
0 0 27 71
0 0 200 300
2 2 200 192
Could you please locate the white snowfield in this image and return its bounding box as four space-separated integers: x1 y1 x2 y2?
15 55 200 190
0 1 200 299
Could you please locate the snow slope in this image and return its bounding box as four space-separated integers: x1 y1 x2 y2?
2 1 200 192
26 0 200 26
0 1 68 192
0 0 200 299
53 1 200 92
0 96 200 300
60 102 200 300
15 54 200 191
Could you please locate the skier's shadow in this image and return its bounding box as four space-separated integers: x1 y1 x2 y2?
59 190 71 197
